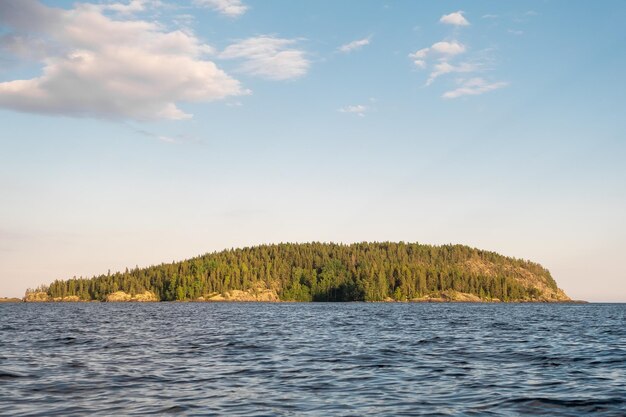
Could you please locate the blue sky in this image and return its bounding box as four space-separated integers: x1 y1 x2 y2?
1 0 625 301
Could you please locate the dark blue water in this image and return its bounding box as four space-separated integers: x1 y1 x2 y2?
1 303 625 416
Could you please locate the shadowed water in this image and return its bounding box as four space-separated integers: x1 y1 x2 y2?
1 303 625 416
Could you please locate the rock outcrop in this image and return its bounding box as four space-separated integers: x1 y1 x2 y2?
411 291 483 303
202 288 279 302
24 293 87 302
462 257 570 302
106 290 158 302
23 292 50 302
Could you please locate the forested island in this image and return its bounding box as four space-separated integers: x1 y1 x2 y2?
22 242 571 303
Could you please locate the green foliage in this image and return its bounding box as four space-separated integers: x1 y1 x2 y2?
38 242 557 302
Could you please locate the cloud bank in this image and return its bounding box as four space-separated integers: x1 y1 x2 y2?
0 0 246 120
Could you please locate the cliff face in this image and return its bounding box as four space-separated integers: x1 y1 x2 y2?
106 291 158 302
461 257 570 302
23 293 86 302
199 288 280 302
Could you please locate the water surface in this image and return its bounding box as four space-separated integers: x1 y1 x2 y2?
1 303 625 416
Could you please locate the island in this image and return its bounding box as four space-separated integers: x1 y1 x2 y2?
0 297 23 303
23 242 572 302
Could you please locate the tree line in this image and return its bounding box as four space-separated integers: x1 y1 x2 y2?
28 242 558 302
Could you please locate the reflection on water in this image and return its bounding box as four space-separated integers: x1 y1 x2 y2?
1 303 625 416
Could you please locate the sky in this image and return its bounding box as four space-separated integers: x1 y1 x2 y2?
0 0 625 301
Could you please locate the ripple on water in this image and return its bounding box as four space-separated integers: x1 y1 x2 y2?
0 303 625 416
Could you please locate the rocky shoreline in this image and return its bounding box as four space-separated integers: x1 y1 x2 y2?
15 289 585 303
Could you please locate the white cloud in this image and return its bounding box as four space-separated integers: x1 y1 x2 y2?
173 14 196 28
408 40 497 89
337 37 371 53
339 104 368 117
195 0 247 17
427 61 476 86
0 34 56 60
442 78 508 99
482 14 498 19
431 41 466 55
0 0 245 120
508 29 524 36
440 11 469 26
409 41 466 65
410 48 430 60
94 0 151 14
408 13 507 98
409 41 466 68
220 36 309 80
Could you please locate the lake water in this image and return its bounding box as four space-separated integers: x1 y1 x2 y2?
1 303 625 416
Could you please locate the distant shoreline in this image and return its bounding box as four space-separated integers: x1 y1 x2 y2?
0 297 22 303
7 298 589 304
